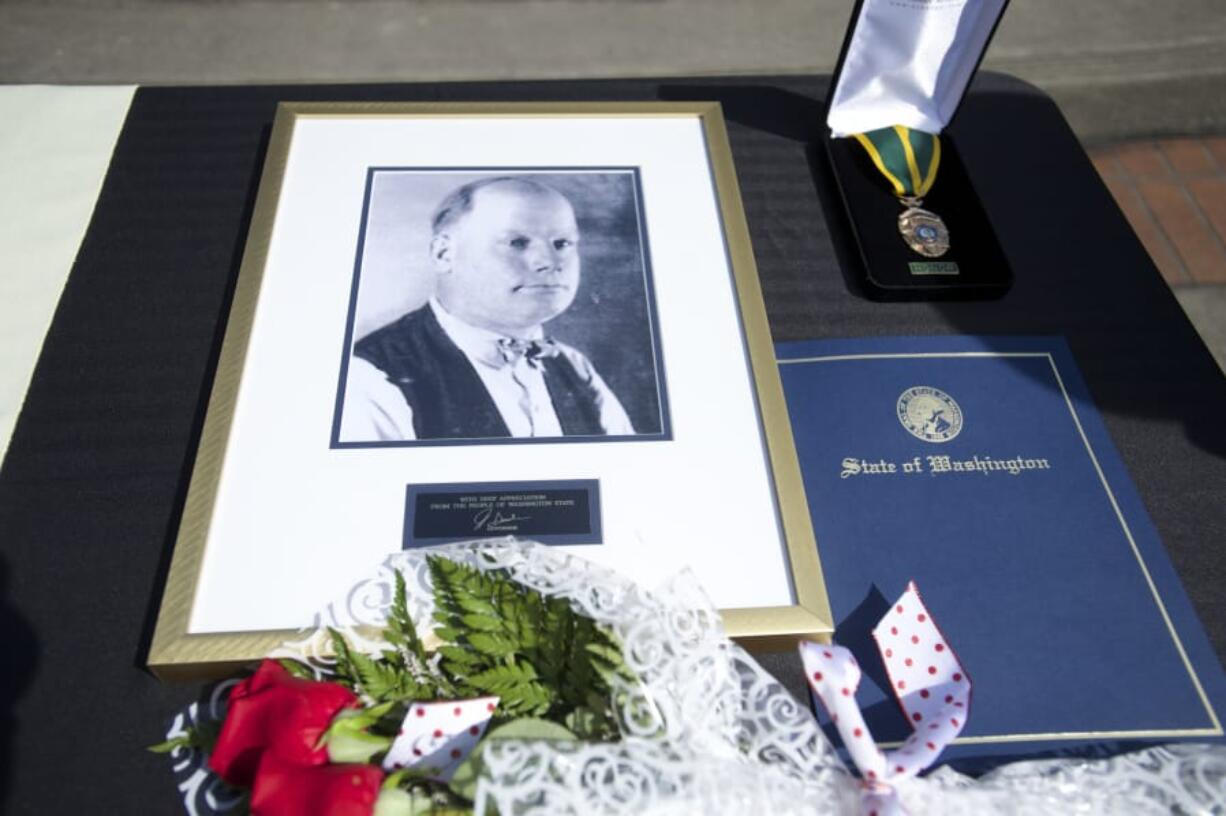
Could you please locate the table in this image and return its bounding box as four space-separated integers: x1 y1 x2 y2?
2 74 1224 814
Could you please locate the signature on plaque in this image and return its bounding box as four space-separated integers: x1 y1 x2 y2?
472 507 531 533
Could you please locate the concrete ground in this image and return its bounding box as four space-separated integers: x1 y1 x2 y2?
2 0 1225 370
4 0 1226 144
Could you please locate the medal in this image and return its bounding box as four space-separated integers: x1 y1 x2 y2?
898 197 950 258
851 125 950 257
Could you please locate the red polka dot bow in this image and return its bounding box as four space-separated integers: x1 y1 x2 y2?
381 695 500 781
800 582 971 816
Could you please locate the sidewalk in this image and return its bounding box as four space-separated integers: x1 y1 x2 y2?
1089 138 1226 373
3 0 1225 144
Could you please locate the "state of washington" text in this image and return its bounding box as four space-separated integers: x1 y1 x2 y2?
840 454 1052 479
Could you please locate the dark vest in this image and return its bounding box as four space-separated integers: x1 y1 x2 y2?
353 307 606 440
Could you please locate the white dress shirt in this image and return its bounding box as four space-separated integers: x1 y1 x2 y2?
339 300 635 442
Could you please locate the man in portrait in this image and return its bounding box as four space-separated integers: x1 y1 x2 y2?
339 176 636 442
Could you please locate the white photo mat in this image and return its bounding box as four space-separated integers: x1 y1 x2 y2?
192 113 783 632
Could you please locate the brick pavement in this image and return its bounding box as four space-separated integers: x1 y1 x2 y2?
1091 138 1226 285
1091 137 1226 374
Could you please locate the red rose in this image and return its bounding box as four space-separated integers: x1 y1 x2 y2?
250 752 384 816
208 660 359 787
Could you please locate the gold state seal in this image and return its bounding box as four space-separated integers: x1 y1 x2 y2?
897 386 963 443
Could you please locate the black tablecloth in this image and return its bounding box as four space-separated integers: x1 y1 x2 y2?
3 74 1225 814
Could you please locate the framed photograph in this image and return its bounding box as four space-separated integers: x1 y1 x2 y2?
149 102 832 678
335 167 668 447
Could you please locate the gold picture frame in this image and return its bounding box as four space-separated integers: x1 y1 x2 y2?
148 101 832 680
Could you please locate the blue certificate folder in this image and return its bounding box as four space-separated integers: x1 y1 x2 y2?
776 336 1226 762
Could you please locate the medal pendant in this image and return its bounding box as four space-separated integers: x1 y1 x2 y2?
898 203 950 258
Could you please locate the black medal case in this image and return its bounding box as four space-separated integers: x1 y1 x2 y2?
821 0 1014 301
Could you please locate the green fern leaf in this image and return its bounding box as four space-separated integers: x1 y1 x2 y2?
455 594 498 617
437 645 482 666
466 632 517 658
349 651 401 701
277 658 317 680
459 613 504 632
328 628 361 689
496 681 553 716
421 553 642 735
383 571 431 667
432 625 460 643
467 661 539 691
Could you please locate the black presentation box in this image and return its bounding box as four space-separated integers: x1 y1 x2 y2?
823 0 1014 300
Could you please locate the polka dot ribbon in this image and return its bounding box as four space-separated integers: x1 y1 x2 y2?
799 582 971 816
381 695 500 781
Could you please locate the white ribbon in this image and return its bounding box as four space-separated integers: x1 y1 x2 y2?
800 581 971 815
381 695 500 781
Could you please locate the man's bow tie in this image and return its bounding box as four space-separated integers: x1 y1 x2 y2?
496 337 559 368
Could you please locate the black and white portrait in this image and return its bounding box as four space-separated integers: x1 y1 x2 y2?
333 169 670 446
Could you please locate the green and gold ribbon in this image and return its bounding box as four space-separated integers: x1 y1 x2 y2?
851 125 941 199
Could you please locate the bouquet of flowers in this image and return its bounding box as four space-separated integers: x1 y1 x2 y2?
153 552 642 815
153 540 1226 816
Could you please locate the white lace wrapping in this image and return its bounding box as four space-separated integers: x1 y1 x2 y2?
164 539 1226 815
